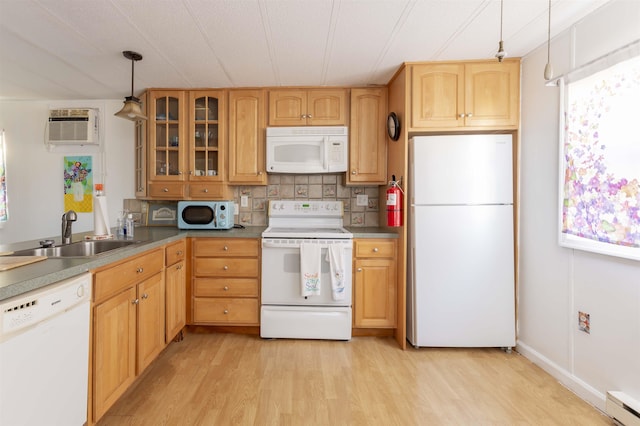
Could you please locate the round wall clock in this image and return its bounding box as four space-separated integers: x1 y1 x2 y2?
387 112 400 141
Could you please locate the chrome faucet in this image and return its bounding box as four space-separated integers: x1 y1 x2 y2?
61 210 78 245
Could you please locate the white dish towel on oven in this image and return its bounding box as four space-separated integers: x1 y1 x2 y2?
326 243 345 301
300 242 321 296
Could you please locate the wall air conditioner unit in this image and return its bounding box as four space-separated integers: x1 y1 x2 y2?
607 391 640 426
46 108 99 145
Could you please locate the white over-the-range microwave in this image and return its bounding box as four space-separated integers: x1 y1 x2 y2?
265 126 348 174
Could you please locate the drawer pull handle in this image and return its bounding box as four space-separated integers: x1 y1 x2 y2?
223 309 229 315
373 247 379 252
223 286 229 291
163 188 169 192
223 246 228 251
203 189 208 193
176 250 183 255
223 265 229 270
136 267 144 273
132 298 139 305
176 265 182 270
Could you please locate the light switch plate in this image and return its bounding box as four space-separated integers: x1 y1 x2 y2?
356 194 368 206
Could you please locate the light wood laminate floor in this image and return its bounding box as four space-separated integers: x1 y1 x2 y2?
98 331 613 425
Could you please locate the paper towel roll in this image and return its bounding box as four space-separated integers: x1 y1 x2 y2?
94 196 110 236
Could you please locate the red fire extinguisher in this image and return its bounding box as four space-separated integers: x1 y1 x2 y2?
386 175 403 227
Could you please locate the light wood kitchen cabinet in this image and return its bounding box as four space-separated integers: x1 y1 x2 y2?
353 239 397 328
348 87 387 184
145 89 230 200
134 91 148 198
165 239 186 343
411 60 519 130
148 90 187 183
91 248 165 423
268 89 348 126
192 238 260 325
228 89 267 185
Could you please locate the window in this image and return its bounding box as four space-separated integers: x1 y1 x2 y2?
0 130 7 223
559 46 640 261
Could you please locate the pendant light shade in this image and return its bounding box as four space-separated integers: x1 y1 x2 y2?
495 0 507 62
544 0 554 80
114 51 147 121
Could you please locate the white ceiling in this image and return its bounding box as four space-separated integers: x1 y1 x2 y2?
0 0 610 101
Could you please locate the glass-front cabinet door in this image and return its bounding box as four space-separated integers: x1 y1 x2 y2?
149 90 186 181
189 90 224 180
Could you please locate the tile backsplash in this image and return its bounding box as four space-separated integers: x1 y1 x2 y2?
232 174 380 227
126 174 380 228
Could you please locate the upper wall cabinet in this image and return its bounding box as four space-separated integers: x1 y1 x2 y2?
148 90 187 183
268 89 348 126
228 90 267 185
410 60 520 131
348 87 387 185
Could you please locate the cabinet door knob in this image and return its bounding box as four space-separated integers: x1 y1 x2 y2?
373 247 379 252
357 268 362 272
136 267 144 273
176 250 183 255
307 114 312 118
351 170 357 175
458 113 466 118
176 264 182 270
300 114 306 119
223 265 229 270
258 171 263 175
467 113 473 117
132 298 139 305
142 293 149 299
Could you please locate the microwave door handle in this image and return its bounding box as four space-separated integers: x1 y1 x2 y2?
323 136 328 171
213 204 217 227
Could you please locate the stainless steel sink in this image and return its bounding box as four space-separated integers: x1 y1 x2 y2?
12 240 143 258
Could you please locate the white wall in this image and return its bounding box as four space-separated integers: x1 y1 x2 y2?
0 100 135 245
518 0 640 411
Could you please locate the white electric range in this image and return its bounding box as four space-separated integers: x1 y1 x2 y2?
261 200 353 340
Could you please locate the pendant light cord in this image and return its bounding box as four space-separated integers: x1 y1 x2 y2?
546 0 551 63
130 58 135 97
499 0 504 41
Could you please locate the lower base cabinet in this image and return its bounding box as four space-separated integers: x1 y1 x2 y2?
192 238 260 326
353 239 397 328
91 248 165 423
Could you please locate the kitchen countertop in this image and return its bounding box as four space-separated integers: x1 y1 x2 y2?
0 225 396 302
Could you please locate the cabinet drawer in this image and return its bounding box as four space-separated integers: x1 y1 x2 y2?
354 239 396 258
193 258 258 277
188 183 230 199
194 278 259 297
193 238 259 257
148 183 186 198
165 239 186 266
94 248 164 303
193 298 259 324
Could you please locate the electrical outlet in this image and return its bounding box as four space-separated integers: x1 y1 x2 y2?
578 311 590 334
356 194 368 206
241 195 249 208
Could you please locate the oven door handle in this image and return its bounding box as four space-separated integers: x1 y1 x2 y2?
262 241 349 249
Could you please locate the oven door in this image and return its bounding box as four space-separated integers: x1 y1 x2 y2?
261 238 352 306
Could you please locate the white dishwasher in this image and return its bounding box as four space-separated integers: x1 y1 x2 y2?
0 272 91 426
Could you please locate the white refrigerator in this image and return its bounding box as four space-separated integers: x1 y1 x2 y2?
407 134 515 348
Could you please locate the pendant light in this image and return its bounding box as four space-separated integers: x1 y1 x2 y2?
543 0 554 80
495 0 507 62
114 50 147 121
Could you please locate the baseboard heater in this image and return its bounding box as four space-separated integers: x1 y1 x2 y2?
607 391 640 426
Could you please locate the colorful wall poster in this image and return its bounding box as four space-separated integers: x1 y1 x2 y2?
64 156 93 212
